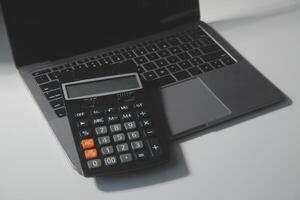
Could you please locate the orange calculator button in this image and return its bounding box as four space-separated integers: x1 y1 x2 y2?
81 138 95 149
84 149 98 159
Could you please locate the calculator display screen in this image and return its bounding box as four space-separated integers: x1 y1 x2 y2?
64 74 141 99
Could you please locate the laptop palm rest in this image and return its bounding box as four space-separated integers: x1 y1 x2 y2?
160 78 232 138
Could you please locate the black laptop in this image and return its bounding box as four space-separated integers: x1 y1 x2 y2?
0 0 285 175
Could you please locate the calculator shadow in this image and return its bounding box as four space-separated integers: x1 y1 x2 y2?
95 142 189 191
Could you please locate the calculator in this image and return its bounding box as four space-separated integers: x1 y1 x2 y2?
59 61 170 177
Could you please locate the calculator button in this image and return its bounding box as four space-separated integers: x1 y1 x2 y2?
81 138 95 149
95 126 108 136
119 105 130 111
98 136 111 146
131 140 144 150
136 110 149 118
77 120 89 129
134 150 148 160
104 156 117 166
133 103 144 109
140 119 152 128
147 139 162 157
87 159 102 169
143 128 155 137
116 143 129 153
121 112 134 121
119 153 133 163
107 115 120 123
110 124 122 133
79 129 92 138
106 107 116 113
113 133 126 143
84 149 98 160
101 145 114 155
91 109 103 116
92 117 105 126
127 131 140 140
74 112 87 118
124 121 137 130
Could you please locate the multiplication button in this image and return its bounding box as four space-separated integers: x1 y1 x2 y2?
140 119 152 128
87 159 102 169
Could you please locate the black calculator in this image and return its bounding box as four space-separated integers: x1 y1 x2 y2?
59 61 170 177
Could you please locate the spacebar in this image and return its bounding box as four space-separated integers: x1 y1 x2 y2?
154 75 176 87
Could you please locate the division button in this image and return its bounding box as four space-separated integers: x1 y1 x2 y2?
136 110 149 118
87 159 102 169
84 149 98 160
119 153 133 164
104 156 117 166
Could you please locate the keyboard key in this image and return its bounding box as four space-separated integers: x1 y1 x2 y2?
180 43 193 51
155 59 168 67
155 68 169 76
167 64 181 73
147 139 162 157
158 50 171 57
98 136 111 146
55 108 66 118
95 126 108 135
119 153 133 163
190 57 203 65
191 40 204 48
143 62 157 70
221 56 236 65
134 56 148 64
166 55 180 63
45 89 62 100
146 53 160 61
201 44 221 54
116 143 129 153
50 98 64 109
101 146 114 155
169 46 182 54
84 149 98 160
188 67 202 75
32 69 51 76
111 54 124 62
131 140 144 150
127 131 140 140
35 75 49 84
167 38 181 46
173 71 191 80
134 48 147 56
143 71 158 81
189 49 202 57
87 61 101 68
124 121 137 130
48 71 60 80
199 63 214 72
40 81 60 92
190 31 205 39
137 66 145 73
87 159 102 169
146 44 159 52
157 41 170 49
178 61 193 69
153 75 176 87
178 34 192 43
81 138 95 149
98 57 112 65
210 60 224 68
104 156 117 166
122 51 136 59
113 133 126 143
202 50 227 62
178 52 191 61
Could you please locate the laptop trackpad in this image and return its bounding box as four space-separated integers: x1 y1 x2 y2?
160 78 231 138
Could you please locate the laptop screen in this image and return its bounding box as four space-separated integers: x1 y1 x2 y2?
0 0 199 67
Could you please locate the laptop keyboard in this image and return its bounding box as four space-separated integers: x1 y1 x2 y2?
31 27 236 118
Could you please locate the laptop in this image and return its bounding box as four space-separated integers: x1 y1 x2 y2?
0 0 285 175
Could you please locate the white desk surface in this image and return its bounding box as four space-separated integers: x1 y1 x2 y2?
0 0 299 199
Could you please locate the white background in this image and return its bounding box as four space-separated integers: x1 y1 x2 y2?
0 0 299 199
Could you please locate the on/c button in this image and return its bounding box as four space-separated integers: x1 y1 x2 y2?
84 149 98 159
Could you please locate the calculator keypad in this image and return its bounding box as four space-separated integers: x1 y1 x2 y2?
73 102 166 173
